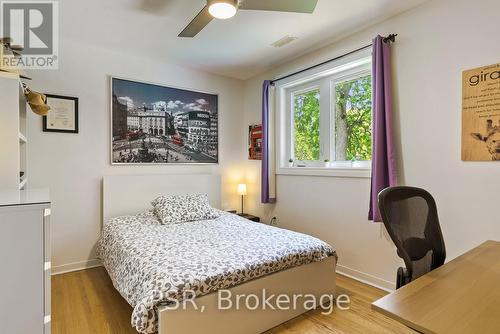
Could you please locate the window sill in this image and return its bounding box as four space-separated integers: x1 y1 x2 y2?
277 166 371 178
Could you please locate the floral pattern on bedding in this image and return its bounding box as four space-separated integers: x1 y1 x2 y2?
151 193 220 225
96 210 336 334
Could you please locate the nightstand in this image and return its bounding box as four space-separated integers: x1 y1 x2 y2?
238 213 260 222
227 210 260 222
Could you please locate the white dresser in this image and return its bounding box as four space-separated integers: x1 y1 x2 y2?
0 189 51 334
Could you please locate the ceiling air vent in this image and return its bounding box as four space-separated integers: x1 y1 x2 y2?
271 35 298 48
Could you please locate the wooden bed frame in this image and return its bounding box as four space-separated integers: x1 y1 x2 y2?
103 174 337 334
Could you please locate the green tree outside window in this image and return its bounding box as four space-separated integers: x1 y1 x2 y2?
293 89 320 161
292 76 372 162
335 75 372 161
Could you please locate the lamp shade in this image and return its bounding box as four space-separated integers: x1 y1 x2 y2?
237 183 247 196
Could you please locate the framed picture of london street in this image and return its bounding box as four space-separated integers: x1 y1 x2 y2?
111 77 219 164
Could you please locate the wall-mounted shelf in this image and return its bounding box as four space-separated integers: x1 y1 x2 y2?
0 72 28 190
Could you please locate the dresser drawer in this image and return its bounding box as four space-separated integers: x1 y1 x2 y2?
0 204 45 334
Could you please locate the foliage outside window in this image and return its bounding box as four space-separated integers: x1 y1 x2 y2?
285 57 372 170
293 89 320 161
335 75 372 161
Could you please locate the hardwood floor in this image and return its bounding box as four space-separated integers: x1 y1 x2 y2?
52 267 416 334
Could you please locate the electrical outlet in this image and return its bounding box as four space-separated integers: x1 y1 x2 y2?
270 216 278 226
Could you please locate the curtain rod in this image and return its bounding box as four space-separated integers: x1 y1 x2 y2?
270 34 397 85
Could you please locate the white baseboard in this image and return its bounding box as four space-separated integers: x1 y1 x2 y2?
336 264 395 292
51 259 102 275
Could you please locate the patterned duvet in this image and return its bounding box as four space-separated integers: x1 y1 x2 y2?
96 210 336 334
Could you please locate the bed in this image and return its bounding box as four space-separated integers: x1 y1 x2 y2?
99 174 337 334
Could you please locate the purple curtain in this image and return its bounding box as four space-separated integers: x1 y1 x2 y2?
369 36 397 222
261 80 276 204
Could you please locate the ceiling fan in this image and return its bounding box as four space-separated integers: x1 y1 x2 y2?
179 0 318 37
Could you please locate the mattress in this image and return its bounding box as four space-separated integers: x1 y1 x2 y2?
96 210 336 334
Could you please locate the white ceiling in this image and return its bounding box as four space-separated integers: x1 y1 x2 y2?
61 0 429 79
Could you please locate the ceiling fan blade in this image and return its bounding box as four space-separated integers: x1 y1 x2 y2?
238 0 318 13
178 5 214 38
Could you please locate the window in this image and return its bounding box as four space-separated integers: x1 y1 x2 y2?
293 88 320 161
277 51 372 177
334 74 372 162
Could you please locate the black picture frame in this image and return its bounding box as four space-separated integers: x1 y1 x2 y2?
111 76 219 164
42 94 79 133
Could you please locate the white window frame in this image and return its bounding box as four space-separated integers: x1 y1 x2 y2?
287 82 322 162
275 48 372 178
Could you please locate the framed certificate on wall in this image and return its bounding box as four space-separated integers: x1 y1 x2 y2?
42 94 79 133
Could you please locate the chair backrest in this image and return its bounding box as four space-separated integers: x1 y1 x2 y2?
378 186 446 282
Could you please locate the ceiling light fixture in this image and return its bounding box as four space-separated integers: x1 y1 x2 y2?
208 0 237 19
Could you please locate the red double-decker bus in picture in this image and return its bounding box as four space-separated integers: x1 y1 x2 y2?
172 134 184 146
248 124 262 160
127 130 143 141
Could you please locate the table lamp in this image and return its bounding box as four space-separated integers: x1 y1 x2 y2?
237 183 247 214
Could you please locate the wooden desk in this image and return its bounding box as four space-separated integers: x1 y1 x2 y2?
372 240 500 334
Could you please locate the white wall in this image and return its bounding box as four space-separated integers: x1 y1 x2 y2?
27 39 246 273
26 0 500 286
242 0 500 289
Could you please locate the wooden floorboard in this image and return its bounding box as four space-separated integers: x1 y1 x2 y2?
52 267 416 334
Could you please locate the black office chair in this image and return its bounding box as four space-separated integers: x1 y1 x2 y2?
378 186 446 289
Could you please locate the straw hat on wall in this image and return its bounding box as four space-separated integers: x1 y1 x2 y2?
23 85 51 116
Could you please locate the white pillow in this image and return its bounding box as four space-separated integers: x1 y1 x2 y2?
151 194 219 225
